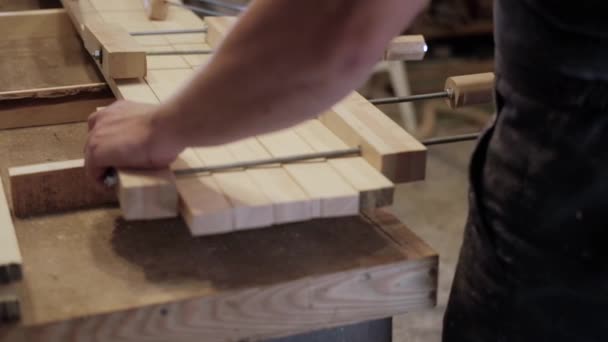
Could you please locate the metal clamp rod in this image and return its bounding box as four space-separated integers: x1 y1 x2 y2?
369 91 449 105
174 147 361 177
104 147 361 187
147 49 214 56
130 28 208 36
190 0 247 12
167 1 225 16
421 133 480 146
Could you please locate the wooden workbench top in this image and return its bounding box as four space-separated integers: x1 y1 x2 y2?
0 123 437 341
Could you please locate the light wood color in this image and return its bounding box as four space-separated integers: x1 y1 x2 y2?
193 146 275 230
144 0 168 20
9 160 116 218
82 20 148 79
226 138 314 224
204 16 235 48
258 130 360 218
322 92 427 183
1 209 437 341
117 169 178 220
0 179 21 285
295 120 395 209
445 72 495 109
385 35 427 61
172 148 233 235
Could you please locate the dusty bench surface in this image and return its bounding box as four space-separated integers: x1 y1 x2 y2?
0 122 437 341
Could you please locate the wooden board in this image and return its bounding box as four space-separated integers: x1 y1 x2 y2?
323 93 427 183
0 110 437 341
9 159 116 218
0 179 21 284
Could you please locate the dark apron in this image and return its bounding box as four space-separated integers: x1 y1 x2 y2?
443 2 608 340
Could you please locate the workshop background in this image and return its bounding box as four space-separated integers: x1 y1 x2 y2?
0 0 495 340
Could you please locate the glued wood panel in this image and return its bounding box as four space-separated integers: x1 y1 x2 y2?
257 130 359 218
193 146 274 230
227 138 313 224
172 149 233 236
295 120 395 208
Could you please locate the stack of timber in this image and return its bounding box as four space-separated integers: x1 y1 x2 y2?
12 0 427 238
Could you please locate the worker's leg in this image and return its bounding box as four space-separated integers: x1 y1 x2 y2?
443 67 608 341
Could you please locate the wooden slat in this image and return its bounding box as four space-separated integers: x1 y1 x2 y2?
322 92 427 183
204 16 236 48
193 146 274 230
295 120 395 209
82 20 147 79
227 138 314 224
9 159 116 218
172 149 233 236
258 130 359 218
384 35 427 61
0 179 21 284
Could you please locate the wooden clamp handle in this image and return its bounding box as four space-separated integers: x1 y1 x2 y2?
144 0 169 20
444 72 495 109
384 35 427 61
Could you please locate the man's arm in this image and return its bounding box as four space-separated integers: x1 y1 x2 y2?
85 0 429 181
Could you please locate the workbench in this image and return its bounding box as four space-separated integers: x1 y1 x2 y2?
0 5 438 342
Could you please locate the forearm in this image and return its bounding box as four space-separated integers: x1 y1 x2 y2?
159 0 428 147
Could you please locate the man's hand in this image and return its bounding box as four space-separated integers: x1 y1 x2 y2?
85 100 185 184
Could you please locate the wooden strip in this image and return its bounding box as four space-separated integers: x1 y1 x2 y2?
0 83 108 101
0 179 21 285
0 92 113 130
227 138 313 224
0 9 75 40
295 120 395 209
172 149 233 236
82 20 147 79
258 130 359 218
117 169 178 221
322 92 427 183
193 146 274 230
9 159 116 218
204 16 236 48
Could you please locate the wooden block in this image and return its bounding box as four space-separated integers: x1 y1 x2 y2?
193 146 274 230
82 20 147 79
227 139 313 224
204 16 236 48
445 72 495 109
144 0 168 20
258 130 359 218
9 159 116 218
172 149 233 236
322 92 426 183
384 35 427 61
0 284 19 322
0 180 22 284
117 169 178 220
295 120 395 208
